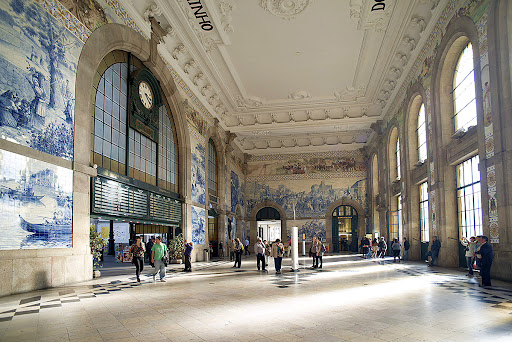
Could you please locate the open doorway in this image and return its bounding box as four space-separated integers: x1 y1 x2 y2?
256 207 282 242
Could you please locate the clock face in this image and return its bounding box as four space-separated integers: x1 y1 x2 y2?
138 81 154 109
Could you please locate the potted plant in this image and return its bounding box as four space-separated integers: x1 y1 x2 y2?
90 226 106 277
169 233 184 264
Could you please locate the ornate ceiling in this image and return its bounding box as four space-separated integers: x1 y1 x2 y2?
121 0 445 155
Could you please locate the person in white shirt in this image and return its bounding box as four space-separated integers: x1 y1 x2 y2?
254 238 266 272
462 236 477 276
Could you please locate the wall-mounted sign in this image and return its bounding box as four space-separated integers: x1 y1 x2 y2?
187 0 213 31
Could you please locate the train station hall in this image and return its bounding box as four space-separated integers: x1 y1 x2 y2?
0 0 511 341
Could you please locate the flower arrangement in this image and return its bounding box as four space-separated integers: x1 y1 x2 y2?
90 226 106 270
169 233 185 262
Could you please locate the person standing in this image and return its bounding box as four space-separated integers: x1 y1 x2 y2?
392 238 401 262
254 238 266 271
146 237 154 264
233 238 243 268
263 240 270 267
317 239 325 268
428 236 441 266
230 239 236 261
311 236 320 268
130 236 145 282
271 238 284 274
402 237 410 261
244 237 250 255
462 236 477 276
183 240 193 272
219 241 224 258
475 236 493 287
151 236 168 282
361 236 370 259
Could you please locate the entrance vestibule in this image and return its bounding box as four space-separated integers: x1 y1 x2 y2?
332 205 358 252
256 207 282 243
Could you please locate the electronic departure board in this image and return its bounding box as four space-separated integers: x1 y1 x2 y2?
92 176 182 224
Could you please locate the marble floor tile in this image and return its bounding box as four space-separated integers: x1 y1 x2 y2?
0 256 512 342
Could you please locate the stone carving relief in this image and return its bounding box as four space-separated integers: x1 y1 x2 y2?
349 0 395 32
172 44 186 60
219 1 235 33
144 3 162 21
334 85 366 102
236 96 264 108
288 90 311 100
259 0 311 20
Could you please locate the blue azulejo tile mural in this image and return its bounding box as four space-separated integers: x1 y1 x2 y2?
190 137 205 205
230 170 244 213
0 0 81 160
191 205 206 245
0 149 73 249
296 219 326 242
246 178 367 219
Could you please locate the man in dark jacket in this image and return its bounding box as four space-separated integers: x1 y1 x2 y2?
429 236 441 266
475 236 493 287
403 237 410 260
183 241 193 272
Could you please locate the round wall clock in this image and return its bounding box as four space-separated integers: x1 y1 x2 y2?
138 81 154 109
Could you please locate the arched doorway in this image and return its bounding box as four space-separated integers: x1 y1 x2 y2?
332 205 358 252
256 207 281 242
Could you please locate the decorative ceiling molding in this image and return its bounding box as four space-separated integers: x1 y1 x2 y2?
259 0 311 20
144 3 162 21
288 90 311 100
218 1 235 33
350 0 396 32
334 85 366 102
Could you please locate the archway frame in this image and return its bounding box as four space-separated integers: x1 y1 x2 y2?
249 200 288 244
325 197 366 252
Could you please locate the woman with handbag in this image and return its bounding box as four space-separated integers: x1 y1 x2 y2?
130 236 146 282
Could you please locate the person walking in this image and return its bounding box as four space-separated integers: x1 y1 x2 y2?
378 237 387 258
244 237 250 255
254 238 266 271
462 236 477 276
372 238 379 258
183 240 193 272
271 238 284 274
402 237 410 260
392 238 401 262
429 236 441 266
475 236 493 287
130 236 145 282
233 238 243 268
151 236 168 282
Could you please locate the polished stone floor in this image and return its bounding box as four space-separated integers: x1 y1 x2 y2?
1 254 511 342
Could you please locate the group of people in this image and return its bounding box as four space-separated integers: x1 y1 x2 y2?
253 238 285 273
309 236 325 268
462 235 494 287
129 236 194 282
360 236 411 261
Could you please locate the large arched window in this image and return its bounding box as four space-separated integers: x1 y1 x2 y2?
453 43 477 132
456 155 482 238
388 127 400 182
396 137 401 180
208 139 218 196
92 51 178 192
372 154 379 234
419 181 429 242
417 104 427 162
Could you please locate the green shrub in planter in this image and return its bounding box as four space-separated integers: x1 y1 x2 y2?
90 226 106 271
169 233 185 262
